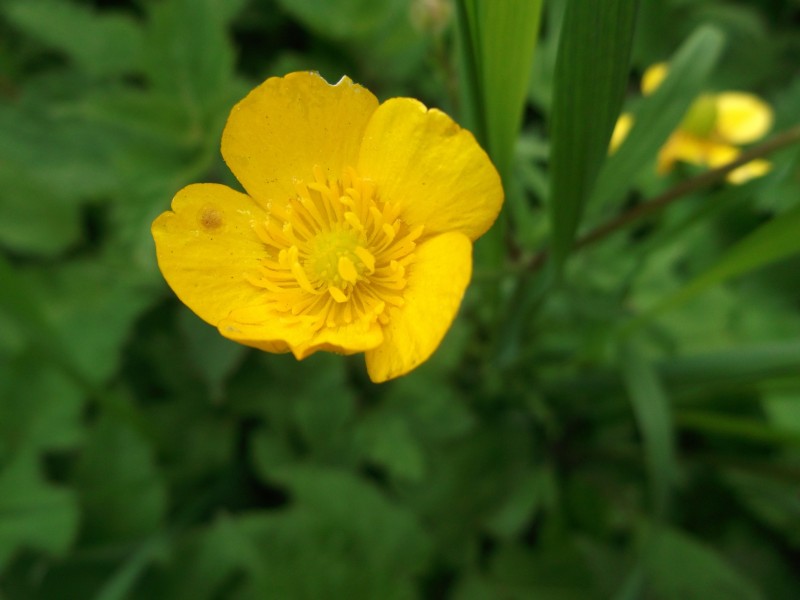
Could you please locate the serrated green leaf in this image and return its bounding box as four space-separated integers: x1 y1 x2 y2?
0 450 79 571
591 25 726 213
143 0 243 119
645 527 765 600
3 0 144 77
548 0 639 268
0 354 84 461
237 467 432 599
0 160 81 256
642 204 800 321
30 259 160 385
74 415 167 543
355 410 426 482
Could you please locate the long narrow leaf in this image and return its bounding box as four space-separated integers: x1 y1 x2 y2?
548 0 639 269
590 26 726 213
621 342 678 517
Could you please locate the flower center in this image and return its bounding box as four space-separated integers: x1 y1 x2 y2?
307 229 373 292
249 166 423 330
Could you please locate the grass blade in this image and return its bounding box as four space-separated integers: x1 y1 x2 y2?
458 0 543 180
620 341 678 517
590 25 726 213
548 0 639 269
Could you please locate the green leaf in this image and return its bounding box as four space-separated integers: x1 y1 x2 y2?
0 354 84 461
274 0 405 40
237 467 432 599
459 0 543 179
3 0 144 77
620 342 678 517
178 310 247 402
30 259 160 386
74 415 167 543
143 0 244 120
0 255 86 387
644 527 765 600
642 204 800 321
0 160 81 257
355 410 426 483
548 0 639 268
590 25 726 212
0 450 78 571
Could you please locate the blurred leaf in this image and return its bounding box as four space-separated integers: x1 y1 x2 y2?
591 25 726 212
548 0 639 267
236 467 432 599
724 470 800 546
676 410 800 449
178 310 247 402
74 414 167 543
0 450 78 571
483 469 555 540
3 0 144 77
397 421 532 564
274 0 404 39
355 410 426 483
459 0 543 179
454 541 598 600
384 375 476 442
644 527 765 600
143 0 244 121
0 160 81 256
30 258 160 385
0 254 86 386
620 342 678 517
643 204 800 321
0 353 84 462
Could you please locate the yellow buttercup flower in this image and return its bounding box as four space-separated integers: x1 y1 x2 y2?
152 72 503 383
612 63 773 184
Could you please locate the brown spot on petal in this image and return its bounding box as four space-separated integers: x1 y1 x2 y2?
199 205 223 230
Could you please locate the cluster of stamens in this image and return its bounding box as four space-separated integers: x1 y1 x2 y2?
249 166 422 330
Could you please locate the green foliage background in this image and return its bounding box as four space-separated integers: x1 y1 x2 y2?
1 0 800 598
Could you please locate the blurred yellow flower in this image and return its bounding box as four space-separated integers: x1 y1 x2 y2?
613 62 773 184
152 72 503 383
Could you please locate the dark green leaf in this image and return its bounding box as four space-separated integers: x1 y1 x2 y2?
548 0 639 268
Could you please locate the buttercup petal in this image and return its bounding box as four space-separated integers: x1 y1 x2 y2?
727 159 771 185
642 62 668 96
610 113 634 153
152 184 268 325
357 98 503 241
222 72 379 209
219 304 384 359
365 232 472 383
715 92 773 145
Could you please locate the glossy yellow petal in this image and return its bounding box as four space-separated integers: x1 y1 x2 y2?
365 231 472 383
357 98 503 241
152 184 268 325
642 62 668 96
221 72 379 209
714 92 773 144
657 132 707 174
706 143 740 169
727 159 771 185
610 113 634 153
218 303 384 360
